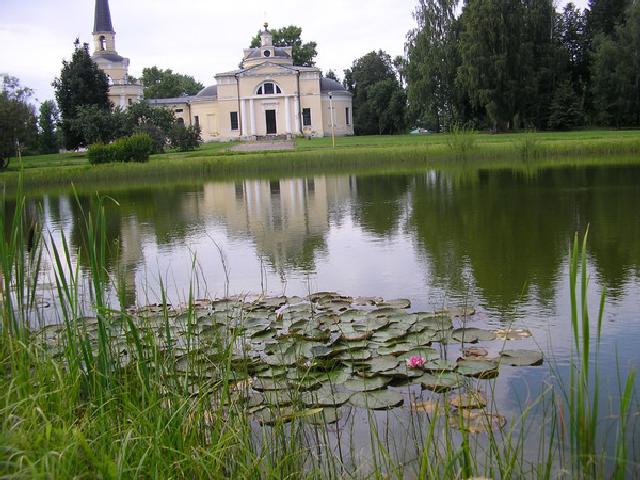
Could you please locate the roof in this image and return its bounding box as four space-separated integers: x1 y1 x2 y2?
93 52 124 62
197 85 217 97
320 77 347 92
147 97 193 105
245 47 292 59
93 0 114 33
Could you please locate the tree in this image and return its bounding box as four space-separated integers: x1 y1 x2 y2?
344 51 407 135
548 80 584 130
405 0 461 131
0 76 38 168
558 3 590 90
38 100 59 154
53 40 110 149
250 25 318 67
591 1 640 126
587 0 631 37
324 70 339 82
141 67 204 99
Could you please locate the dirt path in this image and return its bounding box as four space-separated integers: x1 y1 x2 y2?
229 140 295 152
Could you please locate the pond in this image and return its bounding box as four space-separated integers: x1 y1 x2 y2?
22 163 640 474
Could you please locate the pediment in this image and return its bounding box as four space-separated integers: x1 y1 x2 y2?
238 62 300 77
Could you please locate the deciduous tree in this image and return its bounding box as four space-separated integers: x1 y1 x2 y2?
38 100 59 154
141 67 204 99
250 25 318 67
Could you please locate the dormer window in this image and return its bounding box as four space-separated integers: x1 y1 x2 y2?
256 82 281 95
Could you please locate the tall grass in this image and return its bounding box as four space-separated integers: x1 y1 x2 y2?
445 124 478 158
0 182 637 478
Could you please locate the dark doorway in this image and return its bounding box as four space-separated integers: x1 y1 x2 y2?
265 110 277 134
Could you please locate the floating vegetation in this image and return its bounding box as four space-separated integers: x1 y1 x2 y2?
36 292 543 416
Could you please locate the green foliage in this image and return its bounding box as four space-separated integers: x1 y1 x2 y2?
73 104 127 145
38 100 59 154
53 40 110 149
87 134 153 164
548 80 585 130
345 51 407 135
0 76 38 167
445 124 477 157
591 1 640 127
141 67 204 99
169 124 202 152
587 0 632 36
406 0 461 132
127 101 176 153
250 25 318 67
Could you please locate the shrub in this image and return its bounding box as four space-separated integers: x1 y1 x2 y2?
87 133 153 165
169 124 202 152
87 142 115 164
133 123 166 154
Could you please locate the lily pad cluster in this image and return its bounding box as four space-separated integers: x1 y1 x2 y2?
35 293 543 425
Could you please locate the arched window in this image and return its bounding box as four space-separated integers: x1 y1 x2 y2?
99 35 107 51
256 82 282 95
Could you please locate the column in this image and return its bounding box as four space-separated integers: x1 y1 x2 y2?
241 99 248 137
249 98 256 136
284 96 291 134
294 96 300 133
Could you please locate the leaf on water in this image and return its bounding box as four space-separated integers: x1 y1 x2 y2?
451 328 496 343
462 347 489 358
377 298 411 309
301 407 343 425
301 387 352 407
353 296 383 306
419 372 460 392
379 363 425 379
367 355 400 373
493 328 533 340
336 348 372 362
397 348 439 362
449 391 487 409
451 410 506 433
423 359 457 372
377 342 415 356
348 390 404 410
499 349 543 366
343 375 390 392
262 390 294 406
456 359 499 379
410 399 440 414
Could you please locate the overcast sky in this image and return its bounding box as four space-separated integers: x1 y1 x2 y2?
1 0 589 104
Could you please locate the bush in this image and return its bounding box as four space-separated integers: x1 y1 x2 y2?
169 124 202 152
133 123 166 154
87 133 153 165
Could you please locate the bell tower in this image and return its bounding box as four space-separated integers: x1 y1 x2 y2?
91 0 143 108
93 0 116 54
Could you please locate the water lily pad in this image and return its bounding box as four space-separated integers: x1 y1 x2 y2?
377 298 411 309
494 328 532 340
353 296 383 306
371 328 409 343
349 390 404 410
336 348 372 362
410 399 441 413
499 349 543 366
301 407 343 425
419 372 460 392
449 391 487 409
451 410 506 433
377 342 414 356
252 378 289 391
343 376 390 392
451 328 496 343
379 363 425 379
423 359 457 372
462 347 489 358
456 359 499 379
301 387 351 407
367 355 400 373
262 390 294 406
398 348 439 362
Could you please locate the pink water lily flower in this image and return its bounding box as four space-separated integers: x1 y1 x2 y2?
406 355 426 369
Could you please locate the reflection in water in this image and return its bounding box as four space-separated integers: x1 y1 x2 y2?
35 166 640 311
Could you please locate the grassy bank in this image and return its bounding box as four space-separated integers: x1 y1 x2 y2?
2 130 640 193
0 185 637 478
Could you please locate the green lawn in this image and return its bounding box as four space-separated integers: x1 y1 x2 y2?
2 130 640 193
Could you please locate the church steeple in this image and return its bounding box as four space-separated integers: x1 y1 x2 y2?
94 0 114 33
93 0 117 53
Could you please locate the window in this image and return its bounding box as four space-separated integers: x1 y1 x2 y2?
174 108 183 113
346 107 351 126
263 50 271 57
230 111 239 131
256 82 282 95
302 108 312 126
194 116 200 127
127 98 133 106
99 35 106 51
176 118 185 126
